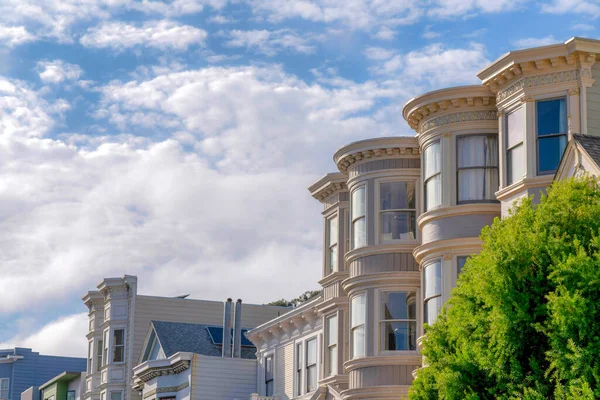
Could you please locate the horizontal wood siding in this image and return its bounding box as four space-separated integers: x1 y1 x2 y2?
350 253 419 277
348 158 420 178
193 356 257 400
348 365 420 389
588 64 600 137
133 296 288 364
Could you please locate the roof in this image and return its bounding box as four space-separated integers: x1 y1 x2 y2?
39 372 82 390
573 134 600 167
151 321 256 360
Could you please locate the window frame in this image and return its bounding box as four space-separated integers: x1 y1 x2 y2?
325 314 338 377
96 339 104 372
350 185 367 250
455 134 499 204
66 391 76 400
0 377 9 400
110 327 126 364
457 255 469 277
109 390 123 400
378 290 418 353
264 354 274 396
87 340 93 373
376 178 417 244
295 343 302 397
305 337 318 393
294 331 320 397
350 293 366 359
423 140 442 211
505 106 525 186
423 259 443 327
325 213 338 275
535 96 568 176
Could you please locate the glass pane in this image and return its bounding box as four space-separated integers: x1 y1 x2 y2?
266 381 274 396
381 211 416 240
352 326 365 358
265 356 273 376
110 392 121 400
424 297 443 325
67 392 75 400
327 316 337 346
307 365 317 391
457 135 498 168
329 245 337 273
380 182 415 210
424 261 441 298
458 168 498 202
425 175 442 210
457 256 468 275
507 107 525 148
351 295 365 327
538 135 567 174
352 218 366 249
424 141 441 179
381 321 417 351
306 338 317 365
537 98 567 136
328 217 338 247
507 144 525 185
114 329 124 345
351 187 365 219
381 292 417 320
149 339 161 360
113 346 124 363
328 345 337 376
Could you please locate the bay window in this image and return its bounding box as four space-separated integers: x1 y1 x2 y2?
295 343 302 396
457 135 499 202
506 107 525 185
537 98 567 175
326 315 338 376
351 187 366 249
327 216 338 273
265 355 274 396
424 260 442 325
424 141 442 211
112 329 125 363
380 292 417 351
350 294 365 358
103 330 109 366
379 181 416 241
96 339 103 371
88 341 93 373
306 338 317 392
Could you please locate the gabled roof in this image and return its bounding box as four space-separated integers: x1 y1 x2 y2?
572 134 600 167
149 321 256 360
39 372 82 390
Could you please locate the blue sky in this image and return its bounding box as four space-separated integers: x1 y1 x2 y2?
0 0 598 357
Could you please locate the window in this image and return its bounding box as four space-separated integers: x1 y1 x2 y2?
506 107 525 185
345 209 350 255
141 331 161 362
537 98 567 175
351 187 366 249
112 329 125 363
0 378 9 399
350 294 365 359
457 135 499 202
327 216 338 273
457 256 468 276
96 339 103 372
424 141 442 211
109 392 121 400
326 316 338 376
103 330 109 367
424 260 442 325
88 341 93 373
265 355 274 396
67 391 75 400
306 338 317 392
295 343 302 396
379 182 416 241
380 292 417 351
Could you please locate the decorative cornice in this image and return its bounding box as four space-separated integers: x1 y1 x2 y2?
494 174 554 202
343 354 422 371
336 147 419 173
416 203 501 229
309 173 348 202
341 271 420 294
142 381 189 398
136 360 191 383
333 137 419 174
496 69 578 103
413 237 484 265
419 110 497 134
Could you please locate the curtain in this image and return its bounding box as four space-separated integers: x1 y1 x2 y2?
458 135 499 201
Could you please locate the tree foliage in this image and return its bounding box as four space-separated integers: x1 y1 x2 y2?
266 290 321 307
410 176 600 400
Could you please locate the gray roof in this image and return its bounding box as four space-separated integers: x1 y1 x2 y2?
151 321 256 360
574 133 600 167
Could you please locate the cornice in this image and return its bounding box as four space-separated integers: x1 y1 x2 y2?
316 297 348 315
413 237 484 265
341 386 411 400
333 137 419 173
496 69 579 104
419 109 497 134
343 354 422 371
345 243 419 265
318 271 349 287
416 203 501 229
494 174 554 202
341 271 420 293
309 173 348 202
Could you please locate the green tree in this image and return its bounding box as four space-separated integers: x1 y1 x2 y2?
410 176 600 400
267 290 321 307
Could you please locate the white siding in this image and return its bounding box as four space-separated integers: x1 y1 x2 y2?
274 343 294 400
192 356 257 400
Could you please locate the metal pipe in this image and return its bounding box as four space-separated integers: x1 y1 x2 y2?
233 299 243 358
222 298 233 357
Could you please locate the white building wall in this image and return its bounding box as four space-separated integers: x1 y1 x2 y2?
192 356 256 400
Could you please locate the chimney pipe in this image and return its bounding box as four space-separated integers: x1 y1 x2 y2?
222 298 233 358
233 299 243 358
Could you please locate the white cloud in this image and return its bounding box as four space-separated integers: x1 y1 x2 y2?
422 24 441 39
372 26 396 40
132 0 227 16
80 20 208 51
0 25 35 47
37 60 83 84
571 23 596 31
541 0 600 17
427 0 523 18
513 35 559 49
224 29 315 56
0 314 88 357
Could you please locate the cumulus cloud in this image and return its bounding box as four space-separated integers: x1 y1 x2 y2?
0 314 88 357
541 0 600 17
224 29 315 56
37 60 83 84
513 35 559 49
0 25 35 47
80 20 208 51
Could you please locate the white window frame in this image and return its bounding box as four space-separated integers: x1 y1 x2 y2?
325 314 338 377
423 140 442 211
294 331 321 397
375 177 417 244
535 96 568 176
264 353 274 396
96 338 104 372
0 378 9 400
505 105 525 186
423 259 442 327
108 326 126 364
350 292 366 359
376 288 418 355
344 209 350 257
102 329 109 368
456 134 499 204
325 212 338 275
87 340 93 373
350 185 367 250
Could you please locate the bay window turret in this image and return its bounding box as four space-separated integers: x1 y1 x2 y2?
423 141 442 211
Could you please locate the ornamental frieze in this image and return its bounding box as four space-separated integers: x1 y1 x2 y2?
497 70 578 102
419 110 497 133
